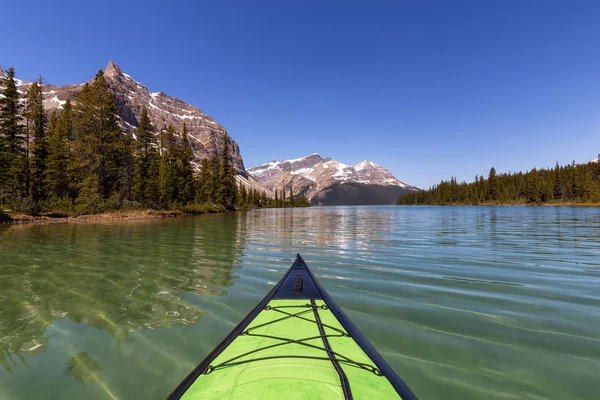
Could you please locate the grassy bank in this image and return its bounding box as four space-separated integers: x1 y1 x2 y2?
1 203 227 224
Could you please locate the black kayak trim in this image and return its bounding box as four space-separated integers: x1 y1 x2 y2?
312 298 353 399
167 254 417 400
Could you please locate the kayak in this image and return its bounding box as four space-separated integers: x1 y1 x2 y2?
168 254 417 400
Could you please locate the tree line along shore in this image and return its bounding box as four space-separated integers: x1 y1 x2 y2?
0 68 309 223
398 159 600 206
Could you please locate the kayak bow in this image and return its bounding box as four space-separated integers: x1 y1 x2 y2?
168 254 417 400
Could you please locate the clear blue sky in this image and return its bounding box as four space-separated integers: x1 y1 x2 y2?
2 1 599 188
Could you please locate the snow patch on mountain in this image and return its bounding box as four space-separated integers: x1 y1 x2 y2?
354 160 373 171
291 167 316 175
50 95 66 109
122 72 144 88
248 153 418 204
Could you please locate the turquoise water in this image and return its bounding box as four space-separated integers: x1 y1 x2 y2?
1 206 599 399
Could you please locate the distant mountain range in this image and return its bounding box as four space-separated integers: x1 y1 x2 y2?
248 154 418 205
2 62 418 205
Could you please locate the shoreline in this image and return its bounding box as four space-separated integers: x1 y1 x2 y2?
4 202 598 225
1 208 227 225
1 203 311 226
397 202 600 208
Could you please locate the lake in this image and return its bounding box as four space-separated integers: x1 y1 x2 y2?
1 206 599 399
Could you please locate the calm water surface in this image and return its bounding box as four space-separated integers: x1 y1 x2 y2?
1 206 599 399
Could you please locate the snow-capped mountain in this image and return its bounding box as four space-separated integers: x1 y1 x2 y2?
248 154 418 205
1 62 269 195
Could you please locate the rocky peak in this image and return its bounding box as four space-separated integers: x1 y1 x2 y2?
355 160 374 169
1 61 257 183
249 154 418 205
98 63 248 177
289 153 325 166
104 61 123 79
0 67 5 77
277 153 325 172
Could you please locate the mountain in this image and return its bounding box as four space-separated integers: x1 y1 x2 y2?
0 62 269 195
2 63 416 204
248 154 418 205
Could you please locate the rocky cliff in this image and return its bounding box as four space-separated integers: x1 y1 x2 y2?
2 63 250 174
248 154 418 205
102 62 248 175
1 62 273 193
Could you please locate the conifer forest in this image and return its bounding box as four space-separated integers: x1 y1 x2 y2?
0 68 309 217
398 161 600 205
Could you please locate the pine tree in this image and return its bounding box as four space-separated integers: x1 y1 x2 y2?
133 107 152 202
289 186 294 207
72 70 132 211
247 187 253 206
178 123 195 205
26 78 48 203
478 175 485 201
158 125 179 207
553 162 562 200
118 132 135 203
216 134 237 209
209 154 220 203
525 169 538 203
196 158 211 203
252 189 258 206
145 151 160 207
97 72 128 199
132 107 160 206
281 187 286 206
274 189 279 207
45 100 72 200
239 182 247 206
72 79 103 213
261 191 267 207
574 167 592 201
0 67 27 206
77 174 102 214
539 173 553 202
488 167 498 201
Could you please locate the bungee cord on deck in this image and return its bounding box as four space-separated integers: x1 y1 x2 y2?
203 304 382 376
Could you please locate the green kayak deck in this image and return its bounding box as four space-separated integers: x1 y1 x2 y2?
168 255 416 400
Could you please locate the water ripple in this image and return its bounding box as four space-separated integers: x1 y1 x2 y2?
1 206 599 399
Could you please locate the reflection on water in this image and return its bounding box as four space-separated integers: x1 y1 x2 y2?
0 215 244 399
1 206 600 399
